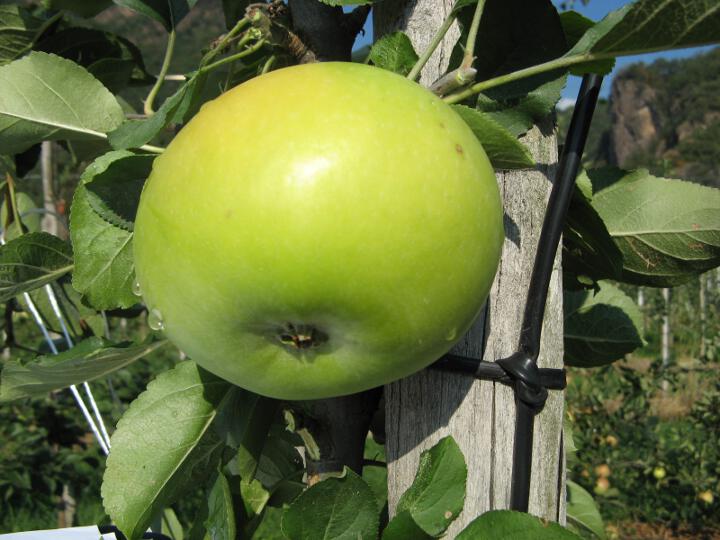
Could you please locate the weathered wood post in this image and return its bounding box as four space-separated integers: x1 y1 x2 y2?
375 1 567 534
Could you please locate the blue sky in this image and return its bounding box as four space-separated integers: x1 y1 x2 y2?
352 0 716 104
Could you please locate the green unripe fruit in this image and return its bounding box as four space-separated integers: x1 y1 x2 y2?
134 63 503 399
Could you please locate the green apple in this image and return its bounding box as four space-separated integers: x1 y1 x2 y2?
134 62 503 400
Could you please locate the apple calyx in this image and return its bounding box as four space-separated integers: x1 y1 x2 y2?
278 322 328 350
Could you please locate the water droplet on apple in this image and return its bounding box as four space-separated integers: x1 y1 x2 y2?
132 280 142 297
148 308 164 331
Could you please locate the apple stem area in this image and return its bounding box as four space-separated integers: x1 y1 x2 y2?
277 323 328 350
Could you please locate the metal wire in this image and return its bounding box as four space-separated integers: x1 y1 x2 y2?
44 283 113 450
22 289 110 456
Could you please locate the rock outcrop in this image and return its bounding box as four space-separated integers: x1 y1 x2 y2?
608 70 661 168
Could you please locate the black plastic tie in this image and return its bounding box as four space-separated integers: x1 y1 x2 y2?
431 354 566 395
496 352 548 413
306 459 345 476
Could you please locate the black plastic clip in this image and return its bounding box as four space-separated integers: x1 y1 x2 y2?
433 353 567 400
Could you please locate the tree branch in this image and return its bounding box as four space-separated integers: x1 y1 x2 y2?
288 0 370 62
287 388 382 482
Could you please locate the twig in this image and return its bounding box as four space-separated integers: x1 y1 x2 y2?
144 29 177 116
261 55 277 74
429 66 477 96
4 173 22 230
199 37 267 74
443 56 574 104
441 44 688 104
461 0 486 69
201 16 251 66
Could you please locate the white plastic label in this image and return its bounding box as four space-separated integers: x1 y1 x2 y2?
0 526 116 540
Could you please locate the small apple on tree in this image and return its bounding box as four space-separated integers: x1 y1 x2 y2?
134 61 504 400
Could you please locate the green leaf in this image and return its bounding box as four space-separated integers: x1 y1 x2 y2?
458 511 582 539
108 78 195 150
559 11 615 75
564 281 644 367
567 480 606 539
281 469 379 540
86 58 136 94
113 0 199 31
70 184 135 309
0 154 14 178
453 0 567 81
559 11 596 49
70 151 153 309
205 471 236 540
586 168 720 286
451 0 478 14
563 184 624 288
248 506 285 540
102 361 232 540
0 336 167 401
564 418 578 458
565 0 720 74
79 150 154 230
253 434 304 492
214 390 279 481
0 232 73 303
0 52 124 154
41 0 114 17
382 511 432 540
475 71 568 137
240 478 270 519
362 435 387 510
236 408 278 481
368 32 418 76
35 28 153 92
364 435 386 462
161 508 185 540
452 105 534 169
0 5 46 65
395 436 466 536
1 191 41 233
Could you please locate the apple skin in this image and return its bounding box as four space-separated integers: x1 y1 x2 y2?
134 62 503 400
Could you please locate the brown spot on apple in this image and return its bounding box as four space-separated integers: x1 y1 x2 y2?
455 143 464 155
